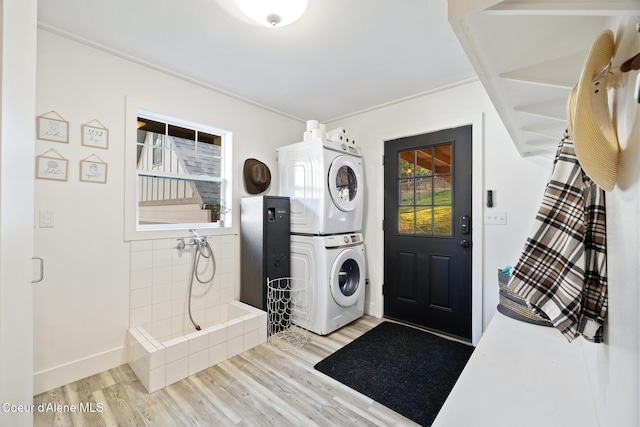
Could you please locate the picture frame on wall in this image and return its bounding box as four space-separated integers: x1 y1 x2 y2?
81 120 109 149
35 149 69 181
79 155 108 184
37 111 69 143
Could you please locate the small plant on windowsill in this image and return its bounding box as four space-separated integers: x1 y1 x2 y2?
213 202 230 226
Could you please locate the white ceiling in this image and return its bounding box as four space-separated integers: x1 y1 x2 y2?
37 0 478 122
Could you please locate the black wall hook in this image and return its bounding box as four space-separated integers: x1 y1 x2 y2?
621 52 640 72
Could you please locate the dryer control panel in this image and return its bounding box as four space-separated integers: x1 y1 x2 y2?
324 233 363 249
322 138 362 157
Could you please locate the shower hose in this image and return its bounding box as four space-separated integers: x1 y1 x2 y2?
187 239 216 331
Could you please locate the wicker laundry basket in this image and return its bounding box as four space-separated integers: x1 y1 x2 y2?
497 269 553 327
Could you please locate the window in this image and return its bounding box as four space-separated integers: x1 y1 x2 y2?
398 144 452 235
126 105 232 237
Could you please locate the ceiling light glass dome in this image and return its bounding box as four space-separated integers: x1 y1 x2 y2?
235 0 309 27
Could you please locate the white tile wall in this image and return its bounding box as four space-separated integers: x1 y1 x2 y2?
227 336 244 358
164 337 188 363
130 235 239 342
207 324 227 346
188 350 209 376
130 306 152 328
130 250 153 271
187 331 209 354
131 269 153 290
130 288 152 309
148 366 166 393
209 343 227 367
165 357 189 387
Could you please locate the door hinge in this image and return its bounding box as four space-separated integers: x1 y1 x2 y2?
382 284 384 295
382 155 385 165
382 219 385 230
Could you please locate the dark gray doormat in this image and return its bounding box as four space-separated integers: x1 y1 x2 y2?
314 321 474 426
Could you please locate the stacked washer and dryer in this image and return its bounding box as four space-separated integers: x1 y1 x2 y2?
277 121 366 336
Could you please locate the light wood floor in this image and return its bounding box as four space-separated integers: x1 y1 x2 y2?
33 316 420 426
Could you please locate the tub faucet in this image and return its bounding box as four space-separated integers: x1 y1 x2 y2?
188 229 207 247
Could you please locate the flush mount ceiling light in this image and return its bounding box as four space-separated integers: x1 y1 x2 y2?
235 0 309 27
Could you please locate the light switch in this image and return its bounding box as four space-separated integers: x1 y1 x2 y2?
484 211 507 225
39 211 55 228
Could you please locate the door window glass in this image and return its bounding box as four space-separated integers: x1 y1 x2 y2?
415 177 432 205
400 179 414 205
415 207 433 234
434 206 452 235
415 148 433 176
399 207 415 234
335 165 357 202
398 144 452 236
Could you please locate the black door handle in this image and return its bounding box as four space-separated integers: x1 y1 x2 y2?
460 240 470 248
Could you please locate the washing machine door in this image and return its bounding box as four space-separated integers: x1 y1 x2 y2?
328 156 362 212
330 247 365 307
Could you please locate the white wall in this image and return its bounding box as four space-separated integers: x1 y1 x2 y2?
33 29 303 393
326 80 550 336
582 17 640 427
0 1 37 425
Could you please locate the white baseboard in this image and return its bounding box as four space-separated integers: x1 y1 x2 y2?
33 347 126 395
364 300 381 318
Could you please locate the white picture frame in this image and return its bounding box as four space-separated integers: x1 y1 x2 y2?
79 159 108 184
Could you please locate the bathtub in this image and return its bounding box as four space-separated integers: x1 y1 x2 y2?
127 300 267 393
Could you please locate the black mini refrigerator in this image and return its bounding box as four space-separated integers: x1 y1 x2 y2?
240 195 290 310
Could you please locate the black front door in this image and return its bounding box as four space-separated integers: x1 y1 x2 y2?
383 125 472 340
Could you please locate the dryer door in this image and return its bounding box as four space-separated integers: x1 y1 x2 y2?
328 156 362 212
329 247 366 307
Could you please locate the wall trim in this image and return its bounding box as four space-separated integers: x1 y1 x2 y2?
33 347 126 395
37 23 304 123
326 77 480 123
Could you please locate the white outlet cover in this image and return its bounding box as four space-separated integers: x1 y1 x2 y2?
39 210 55 228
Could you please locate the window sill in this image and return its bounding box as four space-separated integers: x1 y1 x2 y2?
125 222 237 242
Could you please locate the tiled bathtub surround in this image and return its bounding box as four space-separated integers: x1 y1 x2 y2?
129 235 238 342
128 301 267 393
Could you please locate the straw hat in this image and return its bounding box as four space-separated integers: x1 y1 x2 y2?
567 30 618 191
243 158 271 194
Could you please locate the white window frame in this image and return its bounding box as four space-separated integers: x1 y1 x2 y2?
124 96 233 241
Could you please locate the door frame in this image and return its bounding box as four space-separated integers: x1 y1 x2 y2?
380 114 484 345
0 0 37 423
